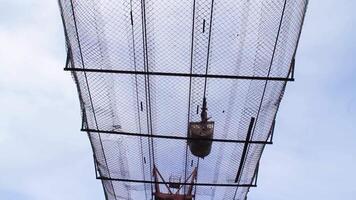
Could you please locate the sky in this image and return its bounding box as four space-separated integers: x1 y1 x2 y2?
0 0 355 200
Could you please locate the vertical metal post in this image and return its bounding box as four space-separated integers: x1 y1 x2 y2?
269 119 276 143
235 117 255 183
253 162 260 185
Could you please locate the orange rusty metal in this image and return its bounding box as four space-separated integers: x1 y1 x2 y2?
153 166 197 200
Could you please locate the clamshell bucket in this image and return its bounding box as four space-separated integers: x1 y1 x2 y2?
188 121 214 158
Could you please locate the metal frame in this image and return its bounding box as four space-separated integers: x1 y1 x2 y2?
82 128 273 144
90 120 265 188
153 165 196 199
59 0 309 199
93 159 258 188
64 67 295 82
96 177 257 188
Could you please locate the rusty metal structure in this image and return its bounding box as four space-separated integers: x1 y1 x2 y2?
153 166 197 200
59 0 308 199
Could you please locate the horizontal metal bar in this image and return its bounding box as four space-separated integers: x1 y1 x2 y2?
97 176 256 187
64 67 294 81
82 128 273 145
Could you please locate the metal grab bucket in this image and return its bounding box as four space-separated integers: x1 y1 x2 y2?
188 121 214 158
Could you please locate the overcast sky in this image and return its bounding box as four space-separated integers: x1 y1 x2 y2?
0 0 355 200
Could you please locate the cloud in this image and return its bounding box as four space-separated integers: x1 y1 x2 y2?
249 1 356 199
0 1 104 200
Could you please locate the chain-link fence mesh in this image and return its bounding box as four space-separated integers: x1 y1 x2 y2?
59 0 308 199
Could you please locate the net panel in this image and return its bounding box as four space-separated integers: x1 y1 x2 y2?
59 0 308 199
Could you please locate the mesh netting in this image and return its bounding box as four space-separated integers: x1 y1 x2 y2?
59 0 308 199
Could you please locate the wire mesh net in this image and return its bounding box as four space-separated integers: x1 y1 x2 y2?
59 0 308 199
